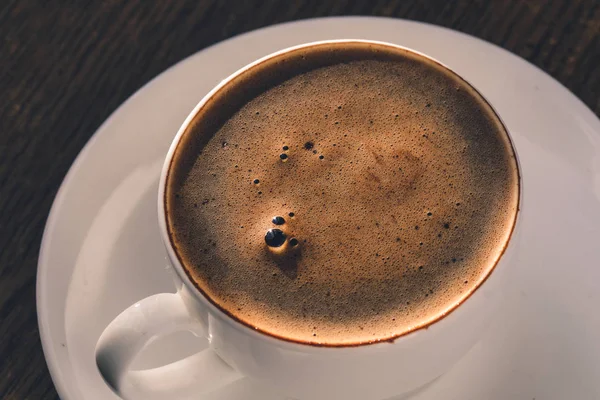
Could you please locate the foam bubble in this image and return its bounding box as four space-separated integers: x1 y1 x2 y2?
272 216 285 225
265 229 286 247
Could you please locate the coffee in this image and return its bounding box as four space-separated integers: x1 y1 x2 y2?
164 42 520 346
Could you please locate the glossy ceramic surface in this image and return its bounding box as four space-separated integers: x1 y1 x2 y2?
38 17 600 400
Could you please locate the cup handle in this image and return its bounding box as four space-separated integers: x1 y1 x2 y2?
95 293 242 400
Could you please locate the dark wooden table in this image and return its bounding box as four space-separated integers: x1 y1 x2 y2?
1 1 599 399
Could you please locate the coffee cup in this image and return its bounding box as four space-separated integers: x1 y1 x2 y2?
95 39 522 400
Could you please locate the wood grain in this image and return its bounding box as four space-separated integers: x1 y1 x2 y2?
0 1 598 399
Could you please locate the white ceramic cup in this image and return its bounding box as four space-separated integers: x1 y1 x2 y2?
95 39 522 400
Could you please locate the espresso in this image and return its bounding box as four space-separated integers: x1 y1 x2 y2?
165 42 520 346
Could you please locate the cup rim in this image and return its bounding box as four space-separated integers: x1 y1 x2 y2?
157 38 523 352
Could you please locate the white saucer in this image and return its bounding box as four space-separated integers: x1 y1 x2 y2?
37 17 600 400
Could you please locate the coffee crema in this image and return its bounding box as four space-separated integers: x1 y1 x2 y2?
165 42 520 346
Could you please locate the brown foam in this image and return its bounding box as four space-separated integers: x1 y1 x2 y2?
165 42 520 346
